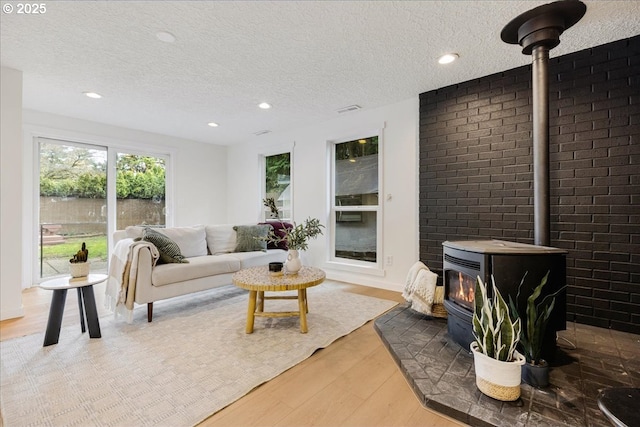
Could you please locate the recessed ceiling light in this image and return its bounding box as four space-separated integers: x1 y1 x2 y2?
438 53 459 64
258 102 272 109
156 31 176 43
207 122 219 127
83 92 102 99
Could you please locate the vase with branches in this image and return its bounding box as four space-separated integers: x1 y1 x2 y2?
262 198 324 273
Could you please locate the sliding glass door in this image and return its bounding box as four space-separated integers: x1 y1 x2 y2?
37 139 168 280
38 139 108 278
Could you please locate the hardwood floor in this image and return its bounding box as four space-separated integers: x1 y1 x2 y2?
0 281 464 427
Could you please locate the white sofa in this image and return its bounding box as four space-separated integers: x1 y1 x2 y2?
112 224 287 322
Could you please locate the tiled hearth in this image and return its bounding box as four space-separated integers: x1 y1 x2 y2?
374 304 639 427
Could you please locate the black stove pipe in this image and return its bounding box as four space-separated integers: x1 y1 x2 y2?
532 46 550 246
501 0 586 246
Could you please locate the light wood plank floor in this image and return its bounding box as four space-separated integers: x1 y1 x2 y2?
0 281 465 427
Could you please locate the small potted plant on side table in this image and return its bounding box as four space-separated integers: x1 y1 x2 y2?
262 198 324 274
69 242 90 278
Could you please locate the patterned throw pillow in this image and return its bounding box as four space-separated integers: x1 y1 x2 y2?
233 225 270 252
141 227 189 264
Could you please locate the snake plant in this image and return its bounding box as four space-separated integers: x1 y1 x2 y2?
509 271 566 365
472 276 522 362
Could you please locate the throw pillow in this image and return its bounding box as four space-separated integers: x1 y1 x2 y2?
205 225 237 255
259 221 293 250
233 225 270 252
141 227 189 264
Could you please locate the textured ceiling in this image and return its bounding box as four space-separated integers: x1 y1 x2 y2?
1 1 639 146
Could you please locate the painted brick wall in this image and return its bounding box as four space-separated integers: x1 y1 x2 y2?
419 36 640 334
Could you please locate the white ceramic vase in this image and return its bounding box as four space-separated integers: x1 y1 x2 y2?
470 341 525 401
285 250 302 274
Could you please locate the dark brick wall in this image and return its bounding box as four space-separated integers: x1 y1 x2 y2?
419 36 640 334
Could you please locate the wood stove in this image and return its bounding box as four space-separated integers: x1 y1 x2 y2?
442 240 567 360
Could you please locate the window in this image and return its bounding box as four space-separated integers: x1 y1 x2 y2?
116 152 166 228
263 152 291 220
36 138 169 280
330 134 381 269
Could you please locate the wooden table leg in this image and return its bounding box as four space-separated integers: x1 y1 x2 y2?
43 289 67 346
81 285 101 339
77 288 86 333
298 289 308 333
257 291 264 312
302 288 309 313
246 290 257 334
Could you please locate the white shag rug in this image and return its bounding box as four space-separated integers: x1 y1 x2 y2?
1 283 396 427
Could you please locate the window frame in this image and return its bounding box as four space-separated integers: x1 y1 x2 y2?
326 129 384 275
260 145 293 222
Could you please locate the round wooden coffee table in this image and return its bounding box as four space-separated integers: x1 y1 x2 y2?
232 266 325 334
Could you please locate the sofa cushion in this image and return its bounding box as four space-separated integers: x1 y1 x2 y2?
158 225 207 258
125 225 145 239
233 225 270 252
205 224 237 255
141 227 188 264
151 254 241 287
229 249 287 269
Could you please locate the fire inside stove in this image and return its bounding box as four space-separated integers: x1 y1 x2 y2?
447 270 475 311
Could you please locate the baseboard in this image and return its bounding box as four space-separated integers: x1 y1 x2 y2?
0 305 25 321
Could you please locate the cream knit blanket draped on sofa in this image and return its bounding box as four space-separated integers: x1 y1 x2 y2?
105 238 159 323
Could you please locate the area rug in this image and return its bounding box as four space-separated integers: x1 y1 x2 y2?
1 282 397 427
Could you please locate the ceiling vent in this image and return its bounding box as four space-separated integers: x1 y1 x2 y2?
253 130 271 136
336 105 362 114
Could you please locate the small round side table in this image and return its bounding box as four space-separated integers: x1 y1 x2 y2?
40 273 107 346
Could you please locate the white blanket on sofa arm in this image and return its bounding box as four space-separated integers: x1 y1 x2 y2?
105 237 159 323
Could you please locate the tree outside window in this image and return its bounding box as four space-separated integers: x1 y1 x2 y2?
264 152 291 220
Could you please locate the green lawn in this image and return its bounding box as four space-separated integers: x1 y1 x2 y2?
41 235 108 260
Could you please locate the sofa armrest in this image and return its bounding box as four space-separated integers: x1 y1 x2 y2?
131 245 155 304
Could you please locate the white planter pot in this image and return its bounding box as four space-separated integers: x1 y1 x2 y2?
69 261 90 278
470 341 525 401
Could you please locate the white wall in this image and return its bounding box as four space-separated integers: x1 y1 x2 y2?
227 97 419 292
1 67 26 320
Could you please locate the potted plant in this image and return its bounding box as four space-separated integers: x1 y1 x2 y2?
471 275 525 401
262 198 324 273
509 271 566 388
69 242 90 278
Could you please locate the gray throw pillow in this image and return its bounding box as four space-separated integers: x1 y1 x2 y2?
233 225 270 252
141 227 189 264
